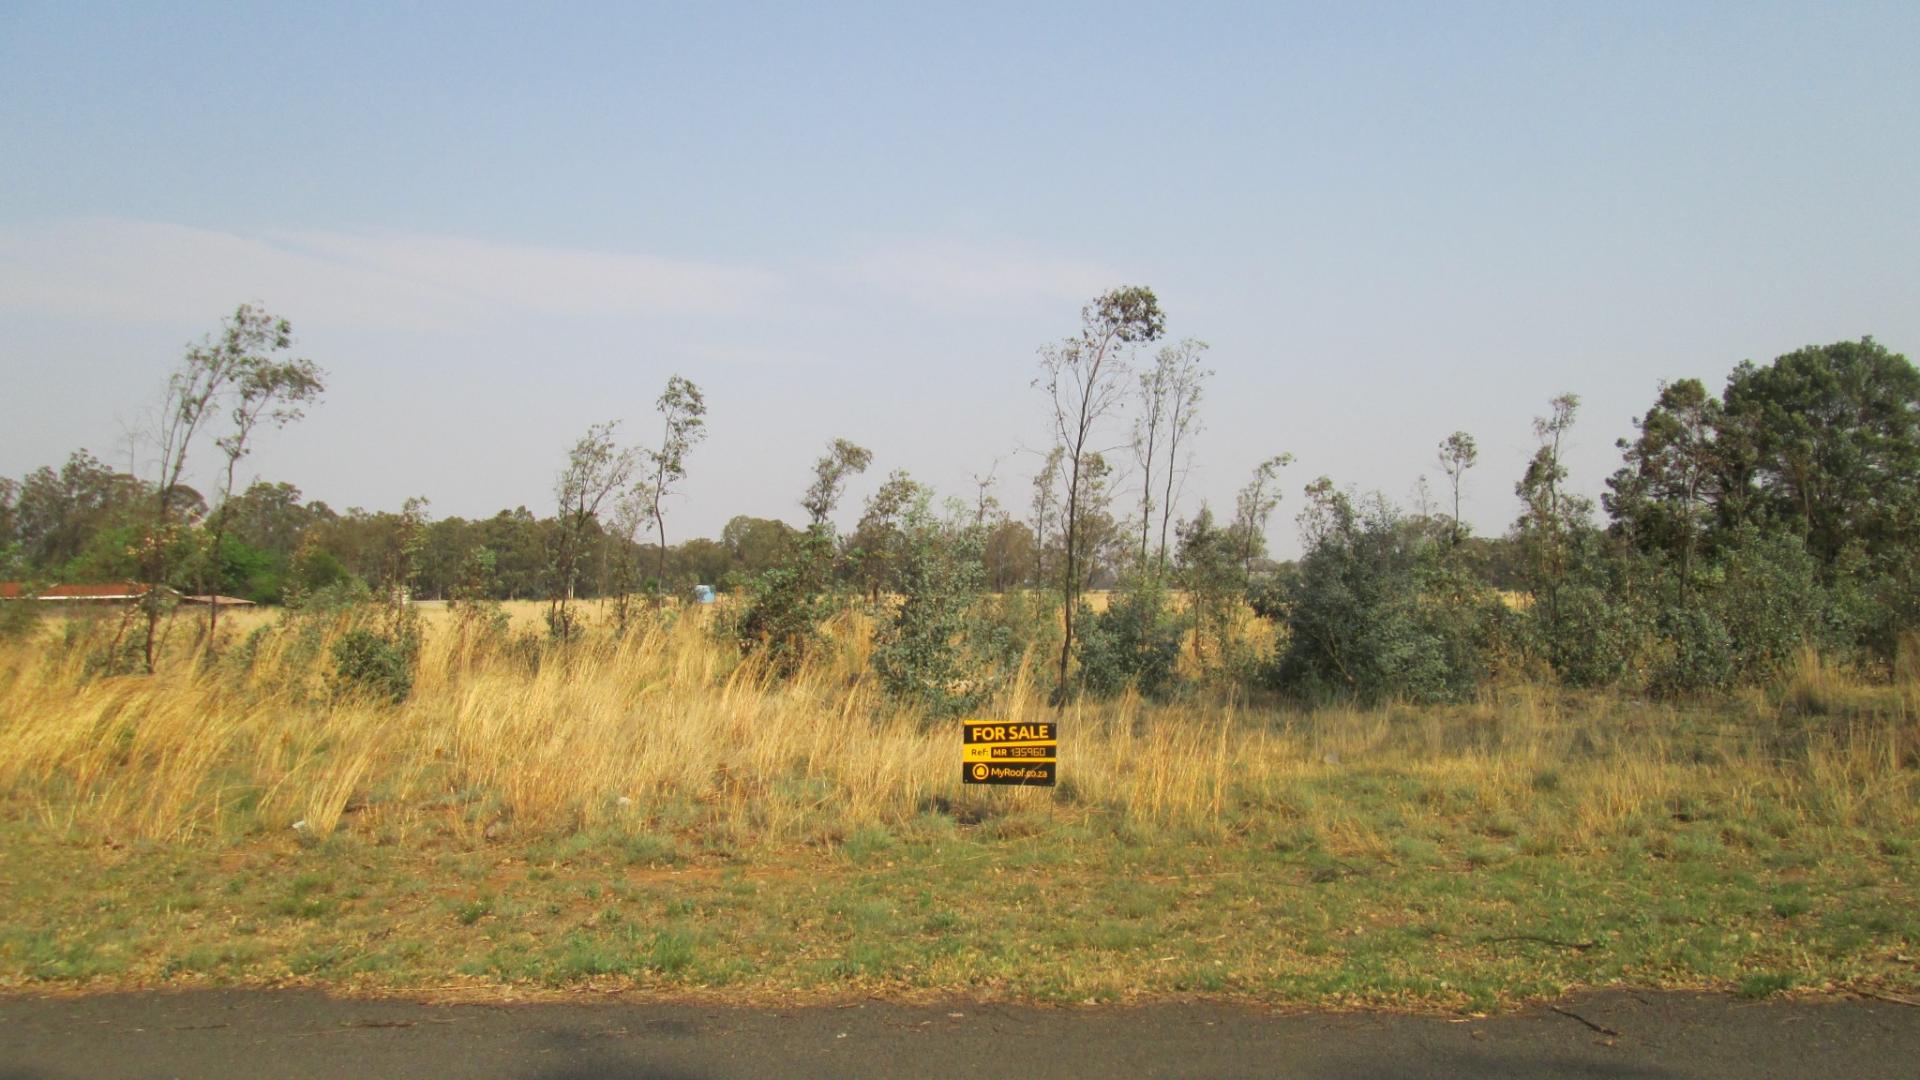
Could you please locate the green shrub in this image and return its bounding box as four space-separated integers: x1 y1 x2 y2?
0 598 40 641
729 530 834 676
330 627 417 703
1270 488 1496 704
871 510 1003 718
1074 577 1183 699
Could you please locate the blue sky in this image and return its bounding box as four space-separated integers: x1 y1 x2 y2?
4 2 1917 554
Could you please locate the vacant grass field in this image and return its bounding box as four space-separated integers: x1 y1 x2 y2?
0 601 1915 1009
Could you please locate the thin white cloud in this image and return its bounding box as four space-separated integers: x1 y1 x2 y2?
0 218 784 331
841 240 1127 310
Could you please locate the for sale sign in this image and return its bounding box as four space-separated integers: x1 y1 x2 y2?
961 719 1056 787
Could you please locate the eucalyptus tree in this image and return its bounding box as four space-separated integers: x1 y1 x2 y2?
1437 431 1478 547
138 305 323 670
1232 453 1294 576
1132 339 1210 572
633 375 707 604
850 469 927 602
802 438 873 533
1035 286 1165 700
200 318 325 645
1514 393 1591 655
1028 445 1064 586
549 421 637 639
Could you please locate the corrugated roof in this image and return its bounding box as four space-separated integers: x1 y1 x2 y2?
37 583 153 600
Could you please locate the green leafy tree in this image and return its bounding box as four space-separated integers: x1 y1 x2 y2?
1273 481 1498 703
732 529 836 675
198 315 324 646
721 515 800 581
1073 572 1183 699
12 451 147 572
1514 393 1591 666
848 470 926 602
1720 337 1920 569
871 501 1000 718
1176 506 1245 670
1605 379 1723 603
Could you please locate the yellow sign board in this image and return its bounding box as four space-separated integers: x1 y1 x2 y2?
961 719 1057 786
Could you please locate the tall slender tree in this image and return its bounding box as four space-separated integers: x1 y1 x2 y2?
1152 339 1209 572
1515 394 1588 646
1437 431 1478 547
1231 453 1294 576
634 375 707 604
1036 286 1165 701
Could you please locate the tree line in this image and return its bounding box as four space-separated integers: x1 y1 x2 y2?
2 294 1915 704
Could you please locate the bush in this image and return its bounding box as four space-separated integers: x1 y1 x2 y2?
1713 526 1824 681
1649 605 1735 698
1526 533 1654 689
1073 577 1183 699
973 589 1062 676
330 627 417 703
0 599 40 642
729 530 834 676
871 511 1002 719
1271 491 1495 704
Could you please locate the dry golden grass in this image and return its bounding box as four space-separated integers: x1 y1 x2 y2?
0 601 1913 856
2 604 1917 1003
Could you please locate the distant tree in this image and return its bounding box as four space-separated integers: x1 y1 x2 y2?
1068 452 1125 591
1028 446 1065 588
1142 339 1209 572
721 515 799 580
548 422 636 639
480 507 549 599
631 374 707 605
0 477 19 578
224 481 325 562
801 438 873 532
375 498 431 613
968 460 1002 528
11 451 146 572
673 537 732 587
1437 431 1478 547
1036 285 1166 700
1231 454 1294 576
849 470 927 602
982 518 1036 591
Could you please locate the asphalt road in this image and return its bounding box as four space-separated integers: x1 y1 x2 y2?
1 989 1916 1079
